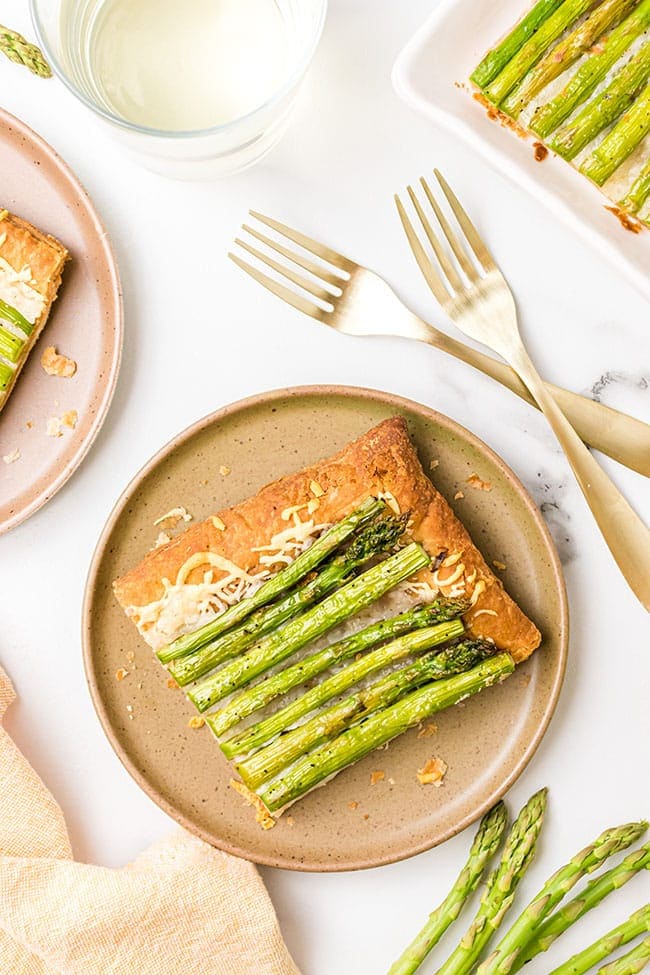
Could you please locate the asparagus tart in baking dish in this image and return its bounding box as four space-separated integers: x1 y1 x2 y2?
0 209 68 412
113 417 540 827
471 0 650 226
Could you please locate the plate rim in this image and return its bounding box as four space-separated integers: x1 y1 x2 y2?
0 106 124 534
82 384 569 871
391 0 650 305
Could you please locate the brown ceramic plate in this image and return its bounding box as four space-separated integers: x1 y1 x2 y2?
0 109 122 533
83 386 568 871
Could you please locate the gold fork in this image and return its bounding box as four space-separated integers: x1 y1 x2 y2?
228 213 650 478
396 171 650 611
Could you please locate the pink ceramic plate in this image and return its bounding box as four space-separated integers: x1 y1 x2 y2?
0 108 122 533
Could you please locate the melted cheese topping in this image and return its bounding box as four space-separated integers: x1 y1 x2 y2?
128 514 331 650
0 257 45 324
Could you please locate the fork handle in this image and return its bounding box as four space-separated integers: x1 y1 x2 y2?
424 327 650 477
510 343 650 610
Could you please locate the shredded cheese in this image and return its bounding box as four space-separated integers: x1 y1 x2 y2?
129 515 330 649
470 579 487 607
378 490 400 515
473 608 497 619
153 506 192 527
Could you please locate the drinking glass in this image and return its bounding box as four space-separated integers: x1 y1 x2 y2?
30 0 327 179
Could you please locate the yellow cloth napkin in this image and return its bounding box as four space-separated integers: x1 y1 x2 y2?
0 666 300 975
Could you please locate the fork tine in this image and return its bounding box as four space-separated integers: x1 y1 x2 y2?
419 177 480 283
228 253 326 320
250 211 355 276
242 224 343 292
433 170 496 272
394 194 452 307
407 185 464 291
234 238 335 305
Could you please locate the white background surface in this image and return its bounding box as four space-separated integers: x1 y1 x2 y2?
1 2 649 973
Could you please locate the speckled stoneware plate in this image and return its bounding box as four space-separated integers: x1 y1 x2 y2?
0 109 122 533
83 386 568 871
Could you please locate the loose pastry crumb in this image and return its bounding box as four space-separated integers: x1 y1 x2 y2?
417 757 447 786
126 651 135 663
2 448 20 464
363 814 370 820
188 716 205 729
115 668 128 681
219 465 231 476
370 770 385 785
429 458 440 470
454 491 465 500
466 473 492 491
348 801 359 810
166 677 179 689
45 416 63 437
153 506 192 528
493 559 507 571
26 421 33 429
417 723 438 738
41 345 77 378
153 531 171 549
45 411 77 437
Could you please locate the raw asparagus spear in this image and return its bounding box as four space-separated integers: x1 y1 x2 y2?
530 0 650 138
257 654 515 814
237 636 492 790
620 157 650 212
548 905 650 975
161 496 386 661
193 542 431 706
218 601 468 757
485 0 597 105
599 936 650 974
431 788 547 975
477 821 649 974
0 24 51 77
387 803 509 975
516 842 650 969
0 298 33 335
502 0 636 118
471 0 565 88
581 83 650 185
550 42 650 159
206 613 462 736
165 513 406 679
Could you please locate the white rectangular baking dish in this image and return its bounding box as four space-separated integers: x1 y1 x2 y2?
392 0 650 303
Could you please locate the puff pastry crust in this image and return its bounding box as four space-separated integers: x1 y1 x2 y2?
114 417 540 662
0 210 68 412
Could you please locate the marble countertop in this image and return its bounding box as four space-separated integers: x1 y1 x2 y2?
1 1 648 972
